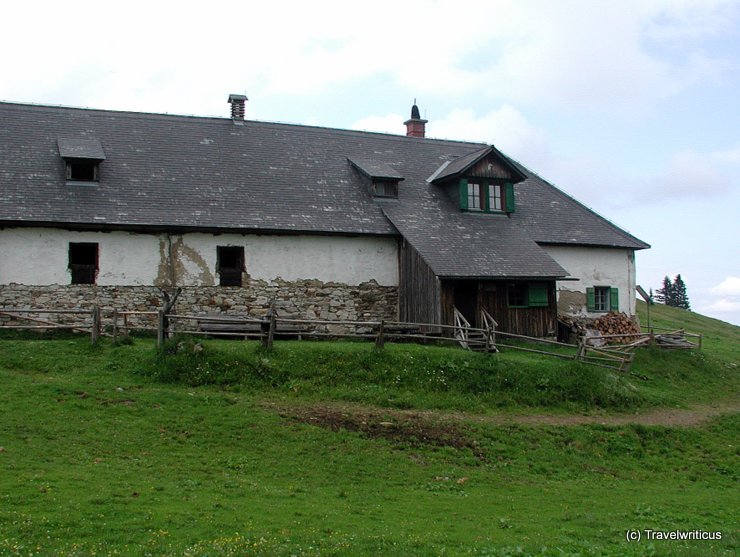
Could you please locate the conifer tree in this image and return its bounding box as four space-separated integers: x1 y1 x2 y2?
655 276 672 305
655 275 690 309
672 274 690 310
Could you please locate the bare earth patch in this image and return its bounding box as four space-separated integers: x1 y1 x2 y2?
275 404 486 460
266 398 740 441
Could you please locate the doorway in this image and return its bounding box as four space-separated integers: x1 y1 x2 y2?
453 281 478 326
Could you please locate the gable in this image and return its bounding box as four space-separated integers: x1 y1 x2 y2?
467 156 519 181
430 145 526 185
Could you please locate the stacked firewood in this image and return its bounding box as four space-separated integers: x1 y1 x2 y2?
558 312 641 344
593 312 641 337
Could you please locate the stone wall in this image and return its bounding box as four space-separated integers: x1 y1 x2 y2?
0 279 398 330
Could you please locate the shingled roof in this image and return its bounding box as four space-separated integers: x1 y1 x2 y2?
0 101 648 278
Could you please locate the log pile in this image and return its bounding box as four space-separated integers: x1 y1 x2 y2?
558 312 641 345
593 312 641 338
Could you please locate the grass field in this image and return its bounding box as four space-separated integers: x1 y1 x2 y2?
0 302 737 556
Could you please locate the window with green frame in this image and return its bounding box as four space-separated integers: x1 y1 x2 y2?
507 283 549 308
460 178 515 213
586 286 619 312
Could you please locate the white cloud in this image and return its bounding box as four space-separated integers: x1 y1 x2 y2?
643 0 740 41
350 105 550 164
648 149 731 199
427 106 550 158
351 114 405 136
710 145 740 164
709 276 740 296
2 0 735 117
696 299 740 314
694 276 740 324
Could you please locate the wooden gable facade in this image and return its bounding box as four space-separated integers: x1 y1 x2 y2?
398 148 560 338
399 240 558 337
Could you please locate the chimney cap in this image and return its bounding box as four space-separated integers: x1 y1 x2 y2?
228 93 248 102
404 99 427 126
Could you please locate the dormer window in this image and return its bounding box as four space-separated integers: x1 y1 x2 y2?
488 183 503 211
429 145 525 215
373 180 398 199
466 181 484 210
66 160 99 181
460 178 514 213
348 157 403 201
57 137 106 184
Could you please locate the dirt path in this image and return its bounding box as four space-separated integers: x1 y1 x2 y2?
264 398 740 429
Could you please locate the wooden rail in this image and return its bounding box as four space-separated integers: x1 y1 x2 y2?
0 304 701 373
0 308 103 344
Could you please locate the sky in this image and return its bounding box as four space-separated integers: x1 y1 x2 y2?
2 0 739 325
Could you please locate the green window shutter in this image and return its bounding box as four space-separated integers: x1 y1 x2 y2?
459 178 468 210
610 288 619 311
504 182 515 213
528 283 548 307
586 287 595 311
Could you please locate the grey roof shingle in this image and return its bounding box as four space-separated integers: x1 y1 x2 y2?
57 137 106 160
347 157 404 181
0 101 648 279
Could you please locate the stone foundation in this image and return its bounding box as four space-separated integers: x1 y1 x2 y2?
0 279 398 330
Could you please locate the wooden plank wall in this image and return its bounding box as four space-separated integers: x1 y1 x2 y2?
438 279 557 337
478 281 557 337
399 240 441 327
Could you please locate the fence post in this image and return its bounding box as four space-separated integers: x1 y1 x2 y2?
260 317 269 347
157 310 165 350
375 319 385 349
112 309 118 344
267 311 276 349
91 306 101 345
575 337 586 362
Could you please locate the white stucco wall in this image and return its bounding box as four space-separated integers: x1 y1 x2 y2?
541 245 636 316
0 228 399 287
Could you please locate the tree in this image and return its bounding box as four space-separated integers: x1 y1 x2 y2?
655 276 673 305
655 274 690 310
672 274 690 310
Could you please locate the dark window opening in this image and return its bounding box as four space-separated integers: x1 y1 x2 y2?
66 161 99 181
69 242 98 284
373 180 398 198
507 283 527 307
217 246 245 287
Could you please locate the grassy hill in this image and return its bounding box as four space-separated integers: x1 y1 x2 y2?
637 299 740 360
0 306 737 556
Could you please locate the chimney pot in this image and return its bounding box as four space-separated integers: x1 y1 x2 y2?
404 101 427 138
228 94 248 120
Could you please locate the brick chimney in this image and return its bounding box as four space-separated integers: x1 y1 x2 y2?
228 94 248 120
404 100 427 138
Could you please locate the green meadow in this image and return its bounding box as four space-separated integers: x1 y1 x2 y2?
0 301 737 556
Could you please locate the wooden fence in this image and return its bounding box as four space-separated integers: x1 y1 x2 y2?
0 305 702 374
0 308 103 344
159 311 496 352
